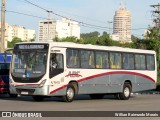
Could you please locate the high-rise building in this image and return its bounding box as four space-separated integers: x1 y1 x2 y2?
38 18 80 41
113 3 132 42
38 20 57 41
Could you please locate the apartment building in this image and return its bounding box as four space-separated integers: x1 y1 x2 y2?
7 25 35 42
0 23 35 49
38 18 80 41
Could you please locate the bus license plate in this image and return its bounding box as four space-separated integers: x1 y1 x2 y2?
21 91 28 95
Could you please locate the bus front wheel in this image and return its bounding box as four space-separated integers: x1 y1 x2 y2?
63 85 75 102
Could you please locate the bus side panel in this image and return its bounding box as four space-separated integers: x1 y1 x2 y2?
78 76 110 94
109 74 136 93
48 69 156 96
78 74 132 94
78 72 155 94
132 76 156 92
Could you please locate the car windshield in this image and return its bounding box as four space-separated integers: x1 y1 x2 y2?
11 50 47 78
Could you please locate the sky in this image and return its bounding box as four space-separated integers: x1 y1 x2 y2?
4 0 160 38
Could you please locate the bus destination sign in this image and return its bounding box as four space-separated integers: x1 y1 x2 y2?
15 44 49 50
19 45 44 49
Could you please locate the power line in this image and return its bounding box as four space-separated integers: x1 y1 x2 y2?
22 0 113 29
6 9 149 31
21 0 150 31
81 24 108 31
23 0 49 12
6 0 150 33
52 9 107 24
22 0 107 24
6 10 48 19
5 9 109 30
131 28 148 30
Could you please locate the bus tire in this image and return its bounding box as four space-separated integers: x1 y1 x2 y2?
63 85 75 102
90 94 104 99
119 83 131 100
32 96 44 102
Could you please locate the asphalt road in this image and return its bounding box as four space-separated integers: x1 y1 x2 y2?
0 94 160 120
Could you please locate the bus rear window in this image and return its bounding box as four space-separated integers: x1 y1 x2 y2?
146 55 155 70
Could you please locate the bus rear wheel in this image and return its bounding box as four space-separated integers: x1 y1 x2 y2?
63 85 75 102
119 83 131 100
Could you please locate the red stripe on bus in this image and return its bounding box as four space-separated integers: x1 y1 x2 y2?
49 71 156 94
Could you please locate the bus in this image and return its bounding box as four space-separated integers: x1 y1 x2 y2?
0 52 17 97
9 42 157 102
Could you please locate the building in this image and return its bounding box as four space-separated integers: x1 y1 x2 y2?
38 18 80 41
113 3 132 42
7 25 35 42
39 20 57 41
0 23 35 49
23 29 35 41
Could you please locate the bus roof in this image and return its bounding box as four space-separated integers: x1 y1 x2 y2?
15 41 156 54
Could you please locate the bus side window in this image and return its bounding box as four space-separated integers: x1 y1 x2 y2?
146 55 155 70
110 52 122 69
66 49 80 68
68 56 74 67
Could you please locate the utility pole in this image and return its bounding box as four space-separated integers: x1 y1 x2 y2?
1 0 6 52
150 3 160 68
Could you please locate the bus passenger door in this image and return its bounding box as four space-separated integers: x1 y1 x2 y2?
49 53 64 78
49 51 66 96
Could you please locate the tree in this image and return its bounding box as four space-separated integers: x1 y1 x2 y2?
8 37 22 48
144 27 159 51
80 31 100 39
60 36 78 43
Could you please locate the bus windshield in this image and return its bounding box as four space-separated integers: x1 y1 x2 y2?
11 50 47 78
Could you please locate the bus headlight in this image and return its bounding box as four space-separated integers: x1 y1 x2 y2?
39 79 46 87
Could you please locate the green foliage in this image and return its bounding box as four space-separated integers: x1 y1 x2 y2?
145 27 159 51
8 37 22 48
30 39 35 42
80 31 100 39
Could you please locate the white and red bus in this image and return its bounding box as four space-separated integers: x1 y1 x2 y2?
9 42 157 102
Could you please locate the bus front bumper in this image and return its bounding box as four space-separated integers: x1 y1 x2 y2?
9 85 49 96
